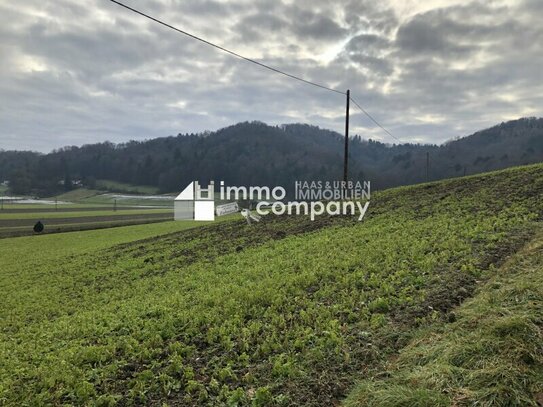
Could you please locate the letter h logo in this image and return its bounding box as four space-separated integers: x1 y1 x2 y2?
174 181 215 221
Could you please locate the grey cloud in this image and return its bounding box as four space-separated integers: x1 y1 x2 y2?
236 4 347 43
347 54 393 76
346 34 390 55
522 0 543 13
343 0 398 34
288 5 347 40
176 0 231 16
338 33 393 78
396 15 476 57
0 0 542 152
292 14 346 40
236 13 288 43
394 3 530 60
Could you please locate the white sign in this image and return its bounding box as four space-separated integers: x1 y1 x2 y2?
215 202 239 216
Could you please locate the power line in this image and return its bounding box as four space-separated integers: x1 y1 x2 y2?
349 96 402 144
109 0 400 144
109 0 345 95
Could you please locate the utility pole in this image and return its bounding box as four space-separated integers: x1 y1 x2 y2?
343 89 350 183
426 151 430 182
113 199 117 212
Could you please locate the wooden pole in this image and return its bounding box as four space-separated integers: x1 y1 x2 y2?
343 89 350 183
426 151 430 182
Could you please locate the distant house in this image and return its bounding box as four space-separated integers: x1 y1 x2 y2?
58 179 82 188
1 180 9 186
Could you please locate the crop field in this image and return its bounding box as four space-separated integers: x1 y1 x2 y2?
54 189 174 207
0 164 542 406
0 206 173 238
345 227 543 406
80 194 174 207
95 180 161 195
52 188 175 207
0 209 171 220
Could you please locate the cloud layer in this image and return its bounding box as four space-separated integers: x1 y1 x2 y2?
0 0 541 151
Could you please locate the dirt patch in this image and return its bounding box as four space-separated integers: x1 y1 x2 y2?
104 213 358 270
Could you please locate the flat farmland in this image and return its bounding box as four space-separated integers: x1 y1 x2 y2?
0 206 173 238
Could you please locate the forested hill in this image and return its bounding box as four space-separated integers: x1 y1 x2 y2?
1 117 542 196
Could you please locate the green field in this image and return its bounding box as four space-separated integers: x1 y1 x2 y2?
52 188 104 202
49 188 174 208
0 204 174 238
0 208 170 220
48 187 174 207
345 228 543 406
81 194 173 207
0 203 111 210
0 164 542 406
1 185 172 209
95 180 160 195
0 221 205 263
0 182 178 237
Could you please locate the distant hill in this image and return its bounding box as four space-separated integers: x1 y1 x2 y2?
1 118 542 196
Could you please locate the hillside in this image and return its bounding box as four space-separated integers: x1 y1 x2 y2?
1 118 542 196
346 228 543 406
1 163 542 405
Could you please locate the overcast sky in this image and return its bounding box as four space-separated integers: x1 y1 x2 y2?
1 0 541 152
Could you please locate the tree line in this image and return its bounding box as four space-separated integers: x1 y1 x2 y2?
1 118 542 197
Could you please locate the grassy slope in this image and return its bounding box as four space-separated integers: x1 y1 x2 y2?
0 164 542 406
96 180 160 195
345 227 543 407
0 221 207 273
52 188 103 201
51 187 171 207
0 215 237 269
